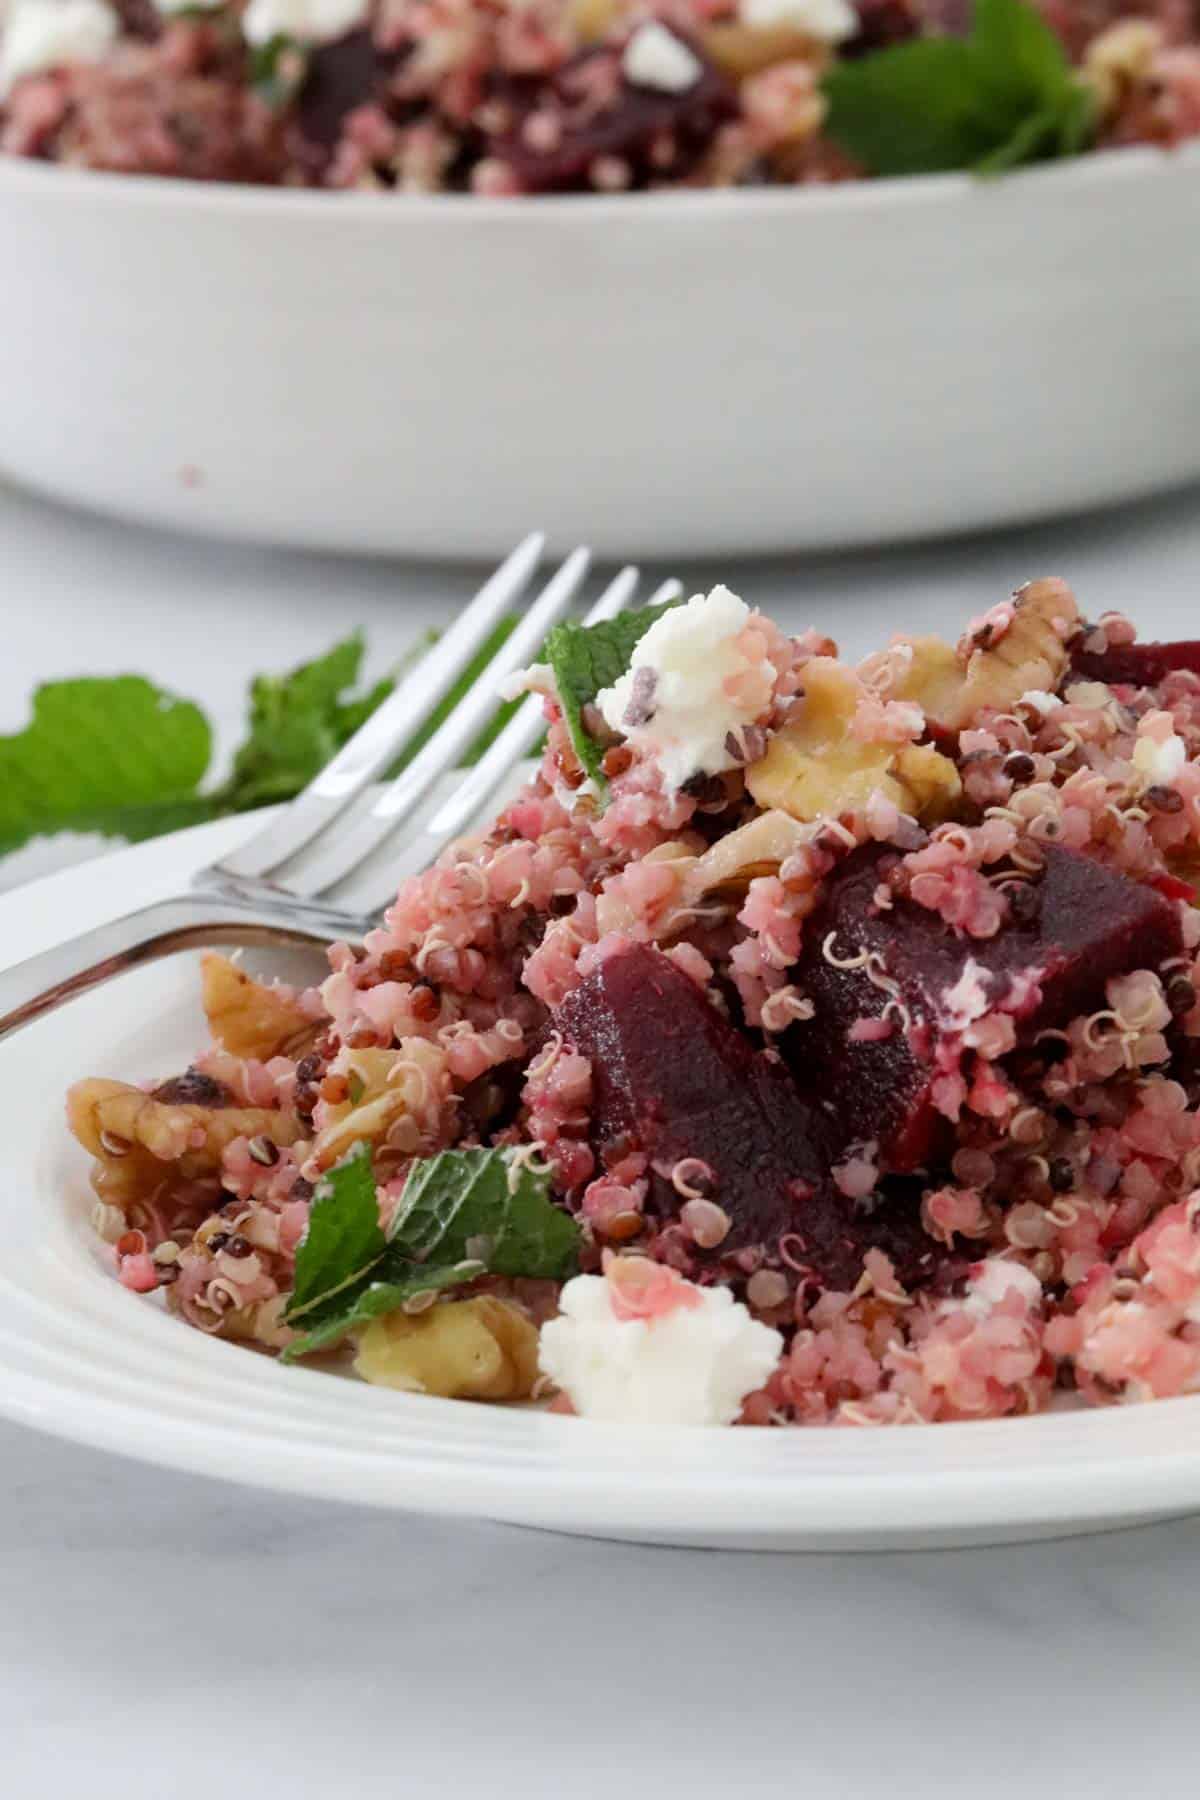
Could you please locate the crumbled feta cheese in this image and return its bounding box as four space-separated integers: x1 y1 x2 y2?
1019 689 1063 717
621 20 703 92
0 0 116 95
597 584 776 792
241 0 366 47
1133 729 1187 786
738 0 857 43
539 1269 782 1425
498 661 555 703
961 1258 1043 1321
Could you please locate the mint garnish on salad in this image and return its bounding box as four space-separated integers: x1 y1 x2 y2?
822 0 1096 178
282 1144 581 1360
543 598 681 790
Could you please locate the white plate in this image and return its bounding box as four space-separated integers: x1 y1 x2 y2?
2 147 1200 559
2 811 1200 1551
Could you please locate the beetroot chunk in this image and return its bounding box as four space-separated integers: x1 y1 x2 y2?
1070 638 1200 688
788 843 1184 1173
491 43 736 193
554 944 943 1292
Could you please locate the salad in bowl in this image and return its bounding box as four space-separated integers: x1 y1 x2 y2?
2 0 1198 193
66 577 1200 1429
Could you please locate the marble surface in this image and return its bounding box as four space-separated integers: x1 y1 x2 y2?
5 474 1200 1797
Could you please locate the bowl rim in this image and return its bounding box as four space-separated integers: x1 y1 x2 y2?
1 136 1198 221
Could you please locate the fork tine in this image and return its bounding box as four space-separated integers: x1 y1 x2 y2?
214 531 546 883
284 545 593 899
417 569 682 849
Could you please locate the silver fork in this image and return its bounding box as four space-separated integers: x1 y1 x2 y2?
0 535 682 1042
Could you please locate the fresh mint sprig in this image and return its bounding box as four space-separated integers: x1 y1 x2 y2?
281 1144 581 1360
0 621 520 864
822 0 1097 178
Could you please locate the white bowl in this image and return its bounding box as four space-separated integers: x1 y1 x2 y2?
2 145 1199 559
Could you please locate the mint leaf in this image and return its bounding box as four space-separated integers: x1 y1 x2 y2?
392 1147 581 1277
248 32 307 106
0 677 212 859
282 1262 477 1361
281 1145 581 1360
0 618 535 871
286 1143 387 1322
822 0 1096 177
544 599 681 788
215 633 394 814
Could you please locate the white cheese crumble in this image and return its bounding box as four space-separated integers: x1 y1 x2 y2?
961 1258 1043 1322
0 0 116 96
539 1273 783 1425
597 584 776 792
621 20 702 92
241 0 366 48
1133 729 1187 787
1019 689 1063 717
738 0 857 44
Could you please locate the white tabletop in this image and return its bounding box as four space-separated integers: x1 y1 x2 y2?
4 475 1200 1799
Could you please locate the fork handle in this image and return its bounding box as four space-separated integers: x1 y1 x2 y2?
0 893 347 1044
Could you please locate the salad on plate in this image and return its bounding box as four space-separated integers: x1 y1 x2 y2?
66 578 1200 1428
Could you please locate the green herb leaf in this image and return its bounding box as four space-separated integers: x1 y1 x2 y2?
282 1262 478 1361
544 599 682 788
821 0 1096 178
281 1144 581 1360
392 1147 582 1277
215 633 394 814
285 1144 387 1324
0 615 536 869
0 677 212 859
248 31 307 107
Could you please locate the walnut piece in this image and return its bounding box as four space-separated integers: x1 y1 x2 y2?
746 658 961 823
353 1296 540 1400
311 1039 451 1170
201 953 316 1061
890 578 1079 732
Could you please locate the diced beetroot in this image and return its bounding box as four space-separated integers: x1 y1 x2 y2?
490 43 736 194
295 29 396 152
1070 638 1200 688
788 843 1183 1173
842 0 921 55
554 944 945 1292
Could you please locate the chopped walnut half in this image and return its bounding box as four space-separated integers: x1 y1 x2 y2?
201 953 317 1061
704 21 825 78
68 1077 304 1171
1083 19 1163 120
685 809 811 896
311 1039 453 1170
353 1296 540 1400
745 658 961 823
889 578 1080 732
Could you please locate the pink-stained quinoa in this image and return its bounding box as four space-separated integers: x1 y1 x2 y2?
65 577 1200 1427
3 0 1199 193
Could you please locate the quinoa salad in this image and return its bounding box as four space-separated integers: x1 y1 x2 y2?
67 580 1200 1428
1 0 1198 193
